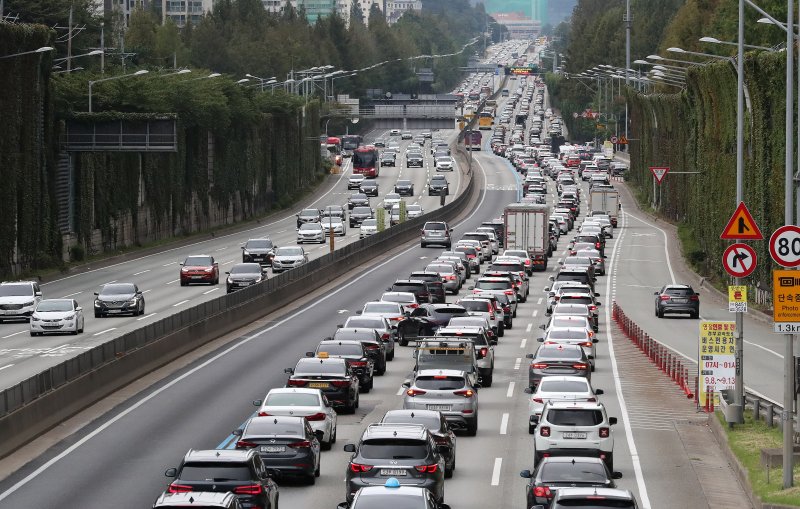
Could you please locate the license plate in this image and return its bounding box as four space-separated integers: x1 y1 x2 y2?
562 432 587 439
260 446 285 453
309 382 329 388
191 275 202 279
380 469 407 476
427 405 451 411
672 298 687 303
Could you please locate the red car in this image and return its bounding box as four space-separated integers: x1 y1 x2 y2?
179 255 219 286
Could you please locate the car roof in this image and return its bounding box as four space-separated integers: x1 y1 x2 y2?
153 492 238 507
266 387 322 396
438 326 484 334
183 449 253 463
296 357 347 366
319 339 363 347
363 423 429 440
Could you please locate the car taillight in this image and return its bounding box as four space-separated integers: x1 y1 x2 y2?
489 312 496 319
532 363 548 369
407 388 427 396
304 412 327 421
409 303 419 308
480 347 489 357
350 463 373 473
233 484 263 495
331 380 350 388
365 344 380 350
587 397 596 402
660 295 671 301
595 243 601 249
434 435 449 445
554 296 560 301
390 316 404 321
504 289 514 295
533 397 544 403
525 260 531 265
533 486 552 498
351 361 367 367
287 379 307 387
572 363 588 370
381 333 391 341
289 440 312 448
236 440 257 449
454 389 475 398
168 484 193 493
599 427 610 438
581 341 594 347
539 426 551 437
415 464 439 473
588 305 597 311
445 275 456 280
690 295 699 301
467 254 476 259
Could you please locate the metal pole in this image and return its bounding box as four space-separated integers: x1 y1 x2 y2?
100 23 105 75
88 81 93 113
625 0 631 86
785 0 795 491
734 0 745 420
67 5 73 72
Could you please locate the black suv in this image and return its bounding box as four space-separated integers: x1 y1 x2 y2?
285 357 360 413
241 238 276 266
348 193 370 210
163 449 278 508
381 409 457 478
388 280 432 306
654 284 700 318
406 151 424 167
349 206 374 228
409 271 447 304
310 340 375 391
332 326 390 367
380 152 396 167
343 423 446 503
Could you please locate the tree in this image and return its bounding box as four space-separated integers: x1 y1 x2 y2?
125 7 158 60
154 18 188 68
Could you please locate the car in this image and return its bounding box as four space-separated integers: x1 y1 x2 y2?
452 246 481 271
233 415 321 484
384 193 402 211
435 156 454 171
541 487 639 509
339 479 451 509
322 216 347 237
549 269 596 294
436 326 496 386
348 193 370 210
421 221 453 248
655 284 700 318
297 222 325 243
360 301 407 331
272 246 309 273
424 262 460 294
402 369 480 436
456 297 503 337
253 387 337 449
519 457 621 509
322 204 347 221
225 263 267 293
380 291 419 314
348 174 366 190
349 206 374 227
0 280 42 322
381 409 457 478
29 299 84 336
343 423 446 503
428 175 449 196
395 179 415 196
401 131 413 139
285 355 360 413
93 282 145 317
297 207 322 227
179 255 219 286
407 204 424 219
389 129 401 136
408 272 447 304
526 343 591 391
461 232 493 258
359 218 379 238
526 376 604 425
560 256 596 280
163 449 278 509
241 238 276 266
421 131 432 139
343 315 398 349
310 340 375 391
333 326 391 367
471 277 518 315
152 492 243 508
373 138 386 148
380 152 396 167
501 249 533 274
358 178 379 197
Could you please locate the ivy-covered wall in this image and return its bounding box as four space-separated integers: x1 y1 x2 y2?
627 51 788 295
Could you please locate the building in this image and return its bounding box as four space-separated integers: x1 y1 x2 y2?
161 0 213 26
94 0 151 26
336 0 387 25
261 0 338 23
491 12 539 40
385 0 420 24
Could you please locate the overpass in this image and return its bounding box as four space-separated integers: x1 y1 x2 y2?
358 94 460 130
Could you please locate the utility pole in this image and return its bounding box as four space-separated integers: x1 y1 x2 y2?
734 0 745 419
624 0 631 149
66 4 73 71
784 0 795 489
100 22 105 74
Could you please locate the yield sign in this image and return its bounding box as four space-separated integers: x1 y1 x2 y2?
722 243 757 278
650 166 669 184
720 202 763 240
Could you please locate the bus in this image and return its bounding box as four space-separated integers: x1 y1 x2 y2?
341 135 361 157
464 130 482 151
478 110 494 130
463 103 477 121
352 146 380 177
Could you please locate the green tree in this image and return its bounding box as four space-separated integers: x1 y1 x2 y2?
125 7 158 60
154 18 189 68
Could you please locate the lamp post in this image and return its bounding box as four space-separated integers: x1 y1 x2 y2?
0 46 54 59
699 36 774 51
88 69 149 113
190 72 222 81
236 78 250 85
53 49 103 70
646 54 706 67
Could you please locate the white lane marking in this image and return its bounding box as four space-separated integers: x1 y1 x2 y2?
499 413 509 435
2 331 26 339
214 247 227 252
525 323 532 332
142 289 152 294
0 145 489 503
532 310 538 317
93 328 116 336
43 344 71 354
162 262 175 267
520 337 527 349
536 297 542 305
136 313 157 321
62 292 82 298
514 357 521 370
203 288 221 295
396 386 405 396
490 458 502 486
132 270 150 276
624 212 676 284
506 381 515 398
165 279 179 285
605 211 652 508
173 300 190 307
103 280 117 285
0 364 15 371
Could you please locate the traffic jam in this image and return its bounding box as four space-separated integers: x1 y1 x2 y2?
150 69 638 509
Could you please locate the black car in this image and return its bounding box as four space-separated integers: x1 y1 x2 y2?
395 179 415 196
310 340 375 391
395 304 467 346
408 271 447 304
380 152 396 167
241 238 276 266
225 263 267 294
360 179 379 197
428 175 449 196
332 327 390 370
520 456 621 508
381 409 457 478
296 208 322 228
406 152 424 167
526 344 590 390
234 416 320 484
388 280 432 306
348 193 370 210
479 221 504 248
164 449 278 509
285 357 360 413
94 282 145 317
349 206 374 227
655 284 700 318
322 205 347 220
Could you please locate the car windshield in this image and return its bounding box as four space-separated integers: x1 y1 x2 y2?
276 247 303 256
565 257 592 265
539 380 590 393
319 343 363 356
560 296 592 305
362 180 377 186
345 317 386 329
184 256 213 266
179 463 253 482
504 250 527 258
415 375 465 390
230 265 261 274
448 317 487 328
36 300 73 312
264 393 320 406
100 283 136 295
381 293 414 303
300 209 319 217
547 409 604 426
299 223 320 231
397 180 412 186
551 317 589 328
334 330 376 341
476 281 510 290
246 239 272 249
359 439 428 460
0 285 33 297
362 219 377 227
363 303 401 314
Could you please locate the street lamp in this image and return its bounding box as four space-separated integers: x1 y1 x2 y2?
236 78 250 85
53 49 103 64
53 66 84 74
646 54 706 67
88 69 149 113
667 46 741 61
0 46 54 59
190 72 222 81
699 36 774 51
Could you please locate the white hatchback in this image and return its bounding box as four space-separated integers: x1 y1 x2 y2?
254 387 337 449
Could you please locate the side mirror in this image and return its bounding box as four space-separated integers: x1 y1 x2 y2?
525 353 534 359
337 504 350 509
75 306 83 311
595 292 600 297
355 310 362 315
401 382 411 388
548 276 554 281
490 339 498 345
284 368 294 374
225 271 230 275
252 400 262 407
232 429 243 436
538 324 546 330
594 389 604 395
609 417 618 425
595 302 601 307
536 337 544 342
93 292 99 296
343 444 356 453
306 351 314 357
165 468 177 477
523 387 533 394
612 471 623 480
179 262 184 266
653 291 659 295
241 246 246 250
519 469 533 478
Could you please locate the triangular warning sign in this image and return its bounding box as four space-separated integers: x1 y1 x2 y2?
720 202 763 240
650 166 669 184
619 135 629 145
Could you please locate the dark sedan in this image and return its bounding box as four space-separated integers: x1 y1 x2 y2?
520 456 621 508
359 179 379 197
347 193 370 210
349 206 374 227
285 357 360 413
394 179 415 196
526 343 590 390
94 282 145 317
408 271 447 303
380 152 396 167
241 238 276 266
225 263 267 294
309 340 375 391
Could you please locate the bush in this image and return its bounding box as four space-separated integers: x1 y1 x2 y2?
69 244 85 262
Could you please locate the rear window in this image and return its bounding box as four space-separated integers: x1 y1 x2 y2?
425 223 447 230
363 303 401 314
666 287 694 296
246 419 305 436
294 360 346 375
359 439 428 460
415 375 466 390
319 343 363 356
382 413 441 431
547 409 604 426
548 329 589 340
553 500 635 508
393 283 425 292
539 380 589 392
560 296 592 305
458 301 489 312
536 346 583 360
179 463 253 481
540 461 608 483
264 393 320 406
476 281 511 290
426 264 454 273
351 493 429 509
345 317 386 329
432 307 467 315
489 263 524 273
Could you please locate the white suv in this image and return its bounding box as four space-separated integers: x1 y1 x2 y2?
0 281 42 322
532 401 617 470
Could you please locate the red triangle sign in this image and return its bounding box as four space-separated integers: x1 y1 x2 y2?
650 166 669 184
720 201 763 240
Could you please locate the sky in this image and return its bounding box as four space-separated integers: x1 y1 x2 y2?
481 0 577 25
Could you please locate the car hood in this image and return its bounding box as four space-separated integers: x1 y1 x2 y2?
0 296 35 304
244 247 273 254
228 273 262 280
96 293 136 302
34 310 75 319
275 255 305 261
182 265 213 270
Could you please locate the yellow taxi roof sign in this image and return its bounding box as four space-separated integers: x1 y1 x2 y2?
317 351 329 359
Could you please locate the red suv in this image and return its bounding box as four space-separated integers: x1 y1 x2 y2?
179 255 219 286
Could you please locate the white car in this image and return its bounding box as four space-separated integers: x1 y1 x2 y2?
253 387 337 449
389 129 401 136
380 291 419 314
539 326 598 369
272 246 309 273
406 204 424 219
383 193 402 211
527 376 603 421
297 222 325 243
347 173 365 190
501 249 533 274
321 216 346 236
360 218 379 238
475 227 500 254
29 299 84 336
360 301 406 325
435 156 454 171
0 281 42 323
532 401 617 470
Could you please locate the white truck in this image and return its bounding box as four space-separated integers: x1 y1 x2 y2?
504 203 550 271
589 188 620 227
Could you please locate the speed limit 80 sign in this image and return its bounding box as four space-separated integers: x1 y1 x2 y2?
770 225 800 267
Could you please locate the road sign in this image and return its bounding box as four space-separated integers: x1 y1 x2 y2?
773 269 800 332
610 136 618 144
619 135 629 145
572 112 579 118
649 166 669 184
720 202 763 240
697 321 736 407
722 243 757 278
728 285 747 313
769 225 800 267
581 112 588 118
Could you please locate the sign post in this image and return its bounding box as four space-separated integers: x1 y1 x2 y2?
698 321 737 409
649 167 669 209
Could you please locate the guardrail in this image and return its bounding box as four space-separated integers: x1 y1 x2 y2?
0 170 477 458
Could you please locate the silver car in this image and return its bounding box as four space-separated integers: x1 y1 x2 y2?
254 387 337 449
297 222 325 244
359 301 407 329
406 204 424 219
425 262 460 294
321 216 346 237
435 156 454 171
402 369 480 435
272 246 309 273
384 193 402 211
359 218 379 238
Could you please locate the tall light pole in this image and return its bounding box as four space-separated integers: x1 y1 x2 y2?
735 0 746 429
0 46 54 59
699 36 773 51
624 0 631 148
784 0 794 489
88 69 149 113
